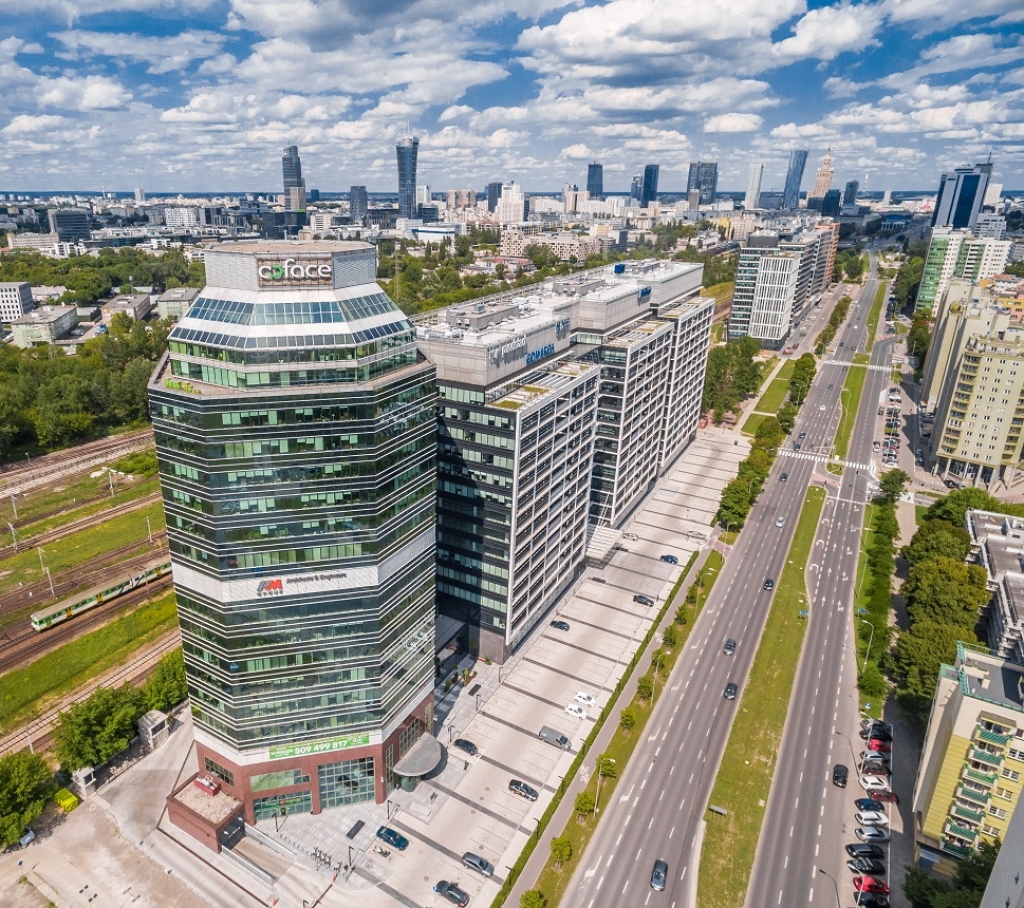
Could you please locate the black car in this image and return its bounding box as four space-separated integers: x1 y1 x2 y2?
860 763 891 777
860 728 893 742
724 638 737 656
508 779 539 801
550 620 570 631
434 881 470 907
833 764 849 787
724 682 738 700
857 895 891 908
845 843 885 859
794 442 802 451
763 578 774 591
650 859 668 891
854 798 881 812
660 554 678 564
848 857 886 875
452 738 478 757
799 431 807 439
633 594 655 606
780 472 788 482
376 825 409 851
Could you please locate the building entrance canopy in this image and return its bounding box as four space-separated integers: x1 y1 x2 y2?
394 734 442 777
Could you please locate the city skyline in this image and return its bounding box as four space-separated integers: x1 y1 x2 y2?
1 1 1023 194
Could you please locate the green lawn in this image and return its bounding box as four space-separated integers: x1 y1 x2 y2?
528 552 724 907
865 283 886 352
834 365 869 462
0 589 179 731
698 486 825 908
4 472 158 530
915 505 929 526
754 378 791 414
776 360 796 381
741 413 768 437
703 281 735 308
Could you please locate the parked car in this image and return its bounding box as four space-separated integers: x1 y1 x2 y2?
854 812 890 827
854 876 890 895
376 826 409 851
856 893 891 908
854 798 882 812
848 858 886 875
462 852 494 877
633 594 655 606
859 775 890 791
452 738 479 757
833 764 849 788
575 692 596 708
549 620 570 631
861 751 890 764
846 843 885 859
860 727 892 741
565 703 586 719
508 779 539 801
434 881 470 907
860 764 891 777
623 533 639 541
867 739 892 752
660 554 678 564
856 826 891 843
870 790 899 804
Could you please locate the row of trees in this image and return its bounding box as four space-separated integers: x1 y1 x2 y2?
0 248 205 304
905 839 1000 908
701 337 763 423
0 651 186 846
889 491 995 722
814 296 852 355
891 239 928 311
833 248 866 283
0 312 172 462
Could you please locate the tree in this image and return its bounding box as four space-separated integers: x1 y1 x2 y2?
890 621 976 720
902 838 999 908
144 650 188 711
777 401 797 433
903 520 971 565
0 751 56 847
903 557 990 628
54 685 148 771
573 791 595 821
858 662 888 701
550 836 573 870
662 624 679 648
619 707 637 733
907 317 931 360
879 469 910 504
597 753 617 778
33 373 99 449
520 891 547 908
636 675 654 702
926 489 1009 527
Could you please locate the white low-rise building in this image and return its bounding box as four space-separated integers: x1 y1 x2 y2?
10 305 78 348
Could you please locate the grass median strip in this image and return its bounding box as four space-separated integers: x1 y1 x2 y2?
865 282 886 353
0 588 178 731
834 364 868 462
697 486 825 908
513 550 723 908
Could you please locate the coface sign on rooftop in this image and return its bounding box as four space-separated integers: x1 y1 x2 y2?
256 255 334 289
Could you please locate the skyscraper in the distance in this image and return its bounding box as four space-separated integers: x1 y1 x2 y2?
349 185 368 224
744 162 764 210
281 145 306 211
641 164 660 207
686 162 718 206
932 162 993 231
396 135 419 219
587 162 604 200
843 180 859 207
811 146 834 199
630 174 643 204
486 181 502 213
782 149 809 209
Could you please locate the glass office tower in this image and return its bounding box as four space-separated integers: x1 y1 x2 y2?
782 150 808 209
396 136 419 219
150 241 437 822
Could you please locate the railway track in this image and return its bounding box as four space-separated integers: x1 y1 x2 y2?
0 630 182 757
1 491 164 561
0 574 175 674
0 430 154 498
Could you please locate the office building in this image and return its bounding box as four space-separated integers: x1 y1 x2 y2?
965 510 1024 663
134 188 146 204
687 162 718 206
641 164 660 208
782 150 809 209
843 180 859 207
349 186 368 224
47 209 90 243
587 163 604 200
984 182 1003 210
150 241 438 827
629 175 643 205
932 162 993 231
914 229 1011 315
416 185 432 207
0 281 33 325
926 287 1024 487
416 260 711 662
10 305 77 347
975 214 1007 240
281 145 306 212
165 207 201 228
912 643 1024 877
156 287 200 321
486 182 502 214
820 189 842 218
744 162 764 210
811 147 834 199
496 182 525 225
396 135 419 219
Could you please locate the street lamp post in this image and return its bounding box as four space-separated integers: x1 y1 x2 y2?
594 757 616 817
817 867 842 908
651 652 666 700
860 619 875 672
834 729 857 767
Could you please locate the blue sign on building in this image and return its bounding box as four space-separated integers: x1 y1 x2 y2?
525 343 555 365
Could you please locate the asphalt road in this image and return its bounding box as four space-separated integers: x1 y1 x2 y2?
565 278 886 908
747 269 898 908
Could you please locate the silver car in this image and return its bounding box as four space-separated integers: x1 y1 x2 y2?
462 852 494 877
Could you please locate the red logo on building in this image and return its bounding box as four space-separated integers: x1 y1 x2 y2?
256 579 284 596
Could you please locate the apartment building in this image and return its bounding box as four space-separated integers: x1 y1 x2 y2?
0 281 33 325
914 229 1011 315
913 644 1024 877
966 509 1024 664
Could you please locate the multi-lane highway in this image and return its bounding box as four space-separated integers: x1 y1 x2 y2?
566 276 887 908
748 270 896 908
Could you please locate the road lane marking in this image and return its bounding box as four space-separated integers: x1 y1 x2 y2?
669 826 675 838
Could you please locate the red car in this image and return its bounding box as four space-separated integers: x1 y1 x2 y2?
870 790 899 804
867 739 892 752
854 876 890 895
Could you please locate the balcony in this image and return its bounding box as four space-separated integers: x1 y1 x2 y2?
957 786 990 807
940 839 973 860
951 803 985 825
970 747 1004 768
975 727 1010 747
945 821 978 842
963 764 997 786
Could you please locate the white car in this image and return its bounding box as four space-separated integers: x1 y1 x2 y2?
854 812 890 827
565 704 586 719
623 533 638 541
575 692 596 708
859 775 889 791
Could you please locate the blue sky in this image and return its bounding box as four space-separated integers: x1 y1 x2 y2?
1 0 1023 194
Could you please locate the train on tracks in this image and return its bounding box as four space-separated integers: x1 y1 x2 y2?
30 558 173 632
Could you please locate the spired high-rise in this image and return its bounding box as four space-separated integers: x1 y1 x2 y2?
150 241 438 824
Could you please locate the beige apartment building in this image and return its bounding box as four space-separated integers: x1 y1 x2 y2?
913 644 1024 878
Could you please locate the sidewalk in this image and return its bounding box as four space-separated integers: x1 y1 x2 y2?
504 545 715 906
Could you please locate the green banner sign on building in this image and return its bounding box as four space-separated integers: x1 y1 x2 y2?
269 733 371 760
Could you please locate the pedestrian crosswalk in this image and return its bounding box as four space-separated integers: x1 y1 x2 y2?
777 448 874 472
826 360 892 373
